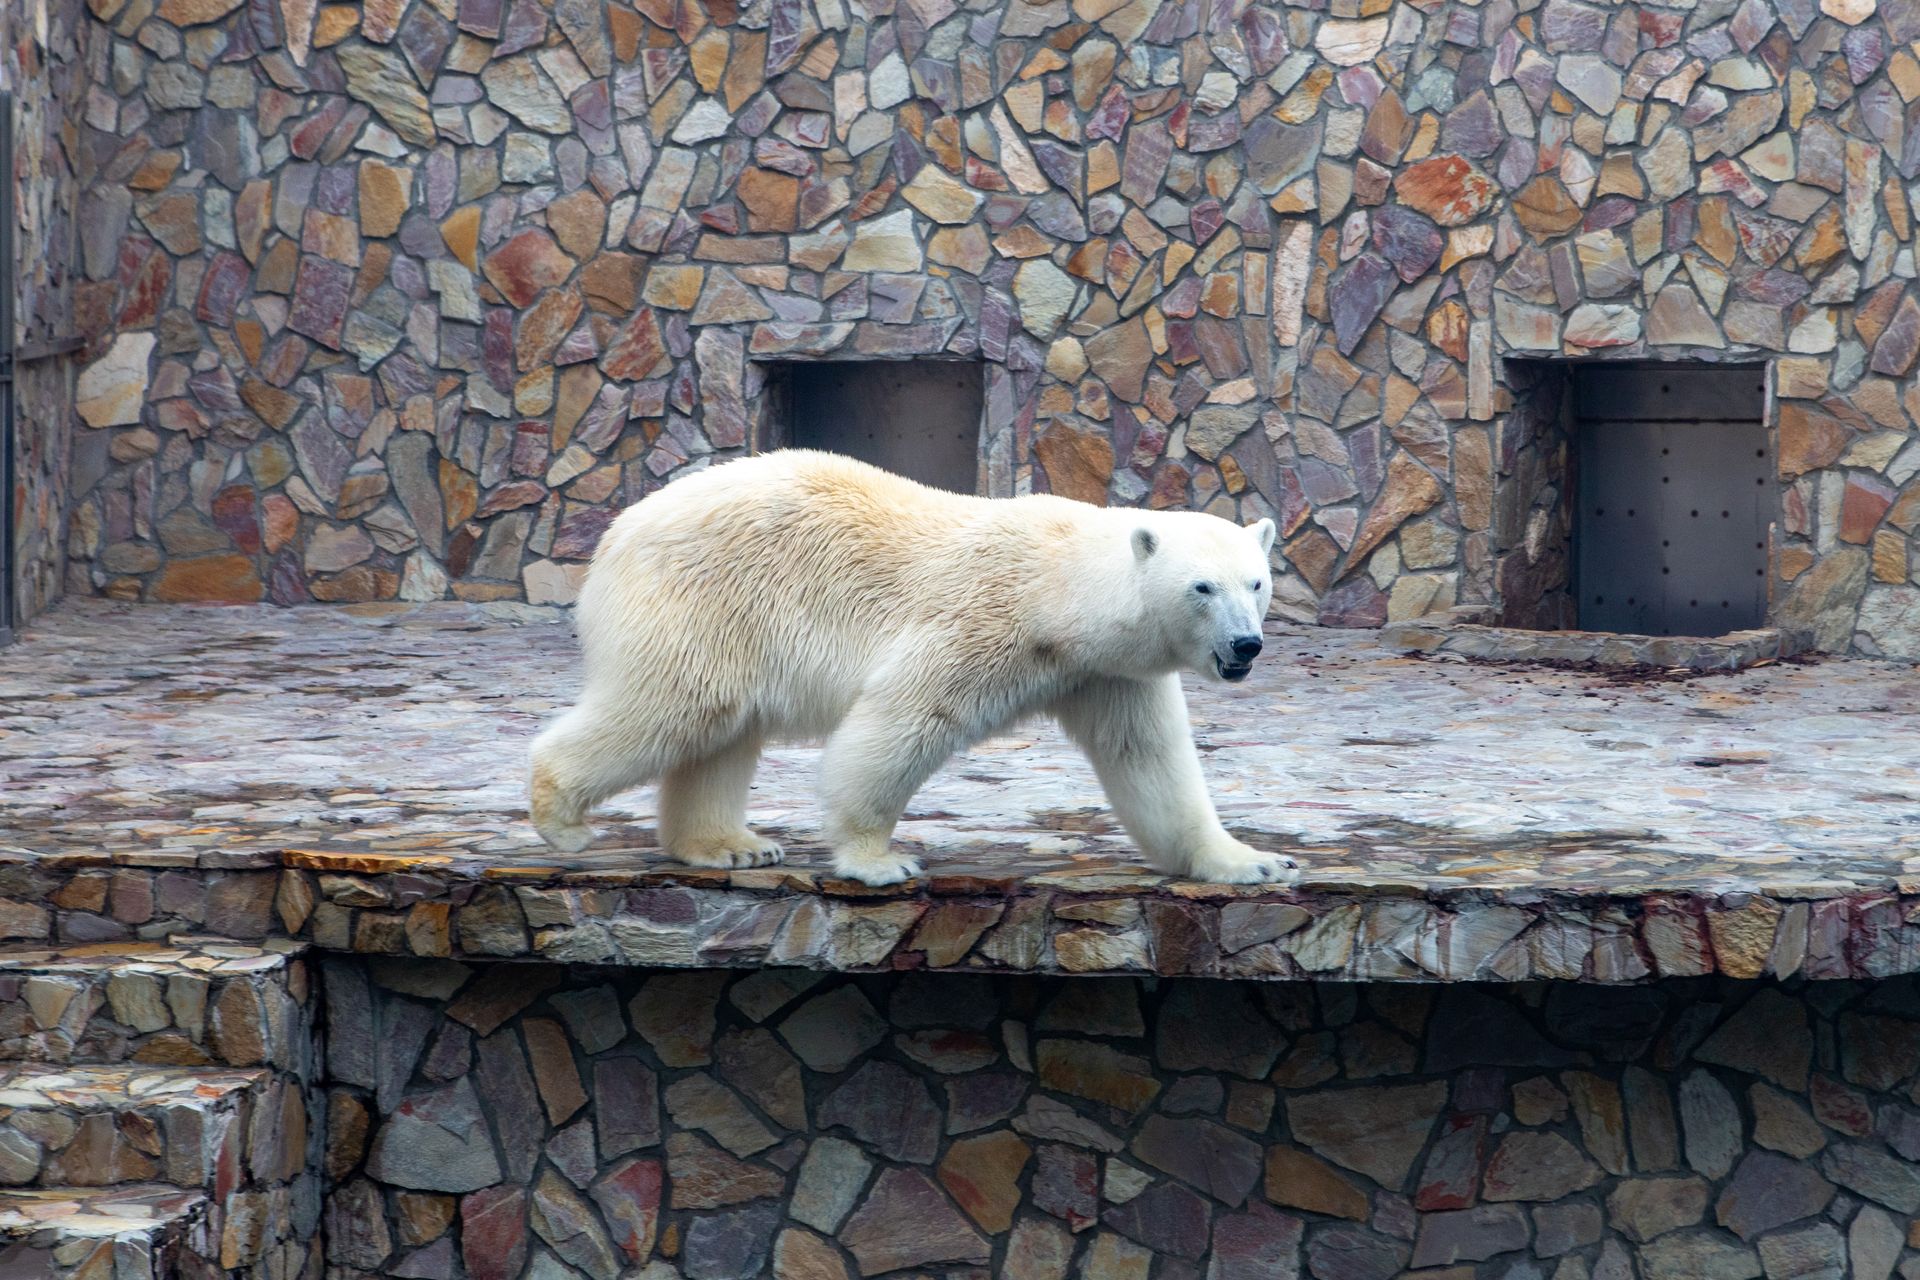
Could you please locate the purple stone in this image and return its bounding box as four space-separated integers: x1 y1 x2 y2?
1541 0 1605 47
1370 206 1443 283
682 1202 780 1279
1328 253 1397 355
1103 1182 1212 1260
496 0 547 53
1317 577 1388 627
1030 139 1082 192
1142 0 1199 41
196 252 252 327
1027 193 1087 241
1240 6 1289 73
818 1062 941 1163
400 5 455 79
1087 86 1130 142
1032 1145 1097 1230
768 0 809 72
552 508 617 559
1735 267 1811 305
1188 112 1242 152
1213 1212 1305 1280
1122 121 1172 205
288 257 353 349
1581 195 1636 231
457 0 502 37
1338 67 1382 110
1162 277 1204 319
1191 198 1225 244
1441 91 1503 159
1845 26 1889 83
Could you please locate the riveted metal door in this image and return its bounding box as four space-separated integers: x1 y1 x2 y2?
1573 365 1770 637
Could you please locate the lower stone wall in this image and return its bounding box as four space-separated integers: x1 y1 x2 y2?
320 960 1920 1280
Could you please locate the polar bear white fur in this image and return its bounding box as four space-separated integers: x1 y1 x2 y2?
528 449 1294 887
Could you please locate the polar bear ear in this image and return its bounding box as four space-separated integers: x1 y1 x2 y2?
1131 528 1158 562
1249 517 1277 555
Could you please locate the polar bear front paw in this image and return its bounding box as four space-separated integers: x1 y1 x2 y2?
671 832 786 869
831 850 925 886
1187 839 1299 886
536 821 595 854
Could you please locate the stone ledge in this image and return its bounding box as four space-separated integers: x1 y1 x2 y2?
1 847 1914 984
1379 610 1814 671
9 601 1920 986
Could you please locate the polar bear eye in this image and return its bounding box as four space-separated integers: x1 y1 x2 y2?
1193 582 1213 596
1251 580 1264 591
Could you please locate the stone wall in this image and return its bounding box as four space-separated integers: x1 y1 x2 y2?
2 0 86 626
320 960 1920 1279
49 0 1920 653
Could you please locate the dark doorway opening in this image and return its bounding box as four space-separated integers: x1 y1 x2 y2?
1573 363 1770 636
765 361 984 494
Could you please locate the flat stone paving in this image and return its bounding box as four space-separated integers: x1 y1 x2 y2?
5 600 1919 893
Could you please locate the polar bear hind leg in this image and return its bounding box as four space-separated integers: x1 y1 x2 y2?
529 693 757 860
529 704 660 853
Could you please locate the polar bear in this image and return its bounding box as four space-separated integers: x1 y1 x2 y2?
528 449 1295 887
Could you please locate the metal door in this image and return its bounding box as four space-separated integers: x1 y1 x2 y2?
1573 365 1770 637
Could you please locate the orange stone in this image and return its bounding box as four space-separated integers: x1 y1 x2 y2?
1510 175 1582 238
1035 420 1115 505
1776 403 1855 477
1264 1147 1370 1221
439 460 479 529
517 289 585 368
359 161 410 239
262 494 299 553
546 190 608 261
737 169 802 233
937 1132 1031 1234
440 207 481 271
151 556 263 603
1392 154 1497 226
483 230 576 308
582 253 646 313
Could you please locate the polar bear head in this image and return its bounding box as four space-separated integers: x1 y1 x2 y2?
1131 513 1278 682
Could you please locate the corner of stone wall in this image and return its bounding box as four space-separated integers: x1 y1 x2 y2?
2 0 89 628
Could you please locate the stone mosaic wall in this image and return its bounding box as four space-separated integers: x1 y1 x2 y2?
47 0 1920 652
322 961 1920 1279
2 0 86 625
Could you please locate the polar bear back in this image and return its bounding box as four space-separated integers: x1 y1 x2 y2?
571 450 1130 735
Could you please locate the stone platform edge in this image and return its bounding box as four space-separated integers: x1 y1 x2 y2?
1378 607 1815 671
3 846 1917 985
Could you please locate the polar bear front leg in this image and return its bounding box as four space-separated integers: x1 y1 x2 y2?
1054 674 1298 886
658 733 784 870
819 693 972 886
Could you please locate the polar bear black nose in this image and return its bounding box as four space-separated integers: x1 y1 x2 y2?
1230 635 1263 662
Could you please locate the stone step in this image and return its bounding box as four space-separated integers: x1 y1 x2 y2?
0 1184 225 1279
0 936 310 1072
0 1064 272 1193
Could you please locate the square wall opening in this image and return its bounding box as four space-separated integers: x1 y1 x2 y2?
762 360 985 494
1572 363 1771 636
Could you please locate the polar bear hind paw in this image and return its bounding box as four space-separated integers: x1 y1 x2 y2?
1188 843 1299 886
671 832 785 869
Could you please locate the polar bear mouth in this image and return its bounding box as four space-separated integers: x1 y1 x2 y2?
1214 657 1253 682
